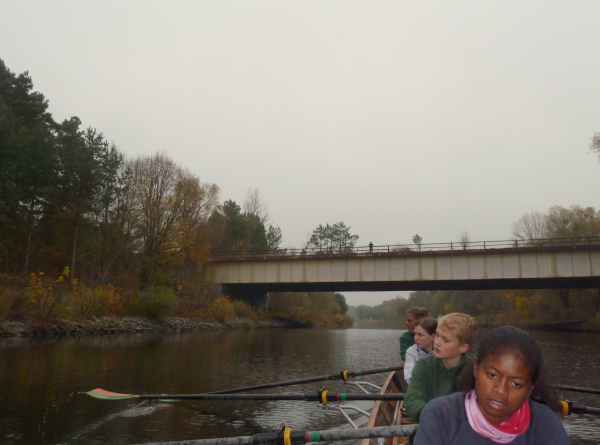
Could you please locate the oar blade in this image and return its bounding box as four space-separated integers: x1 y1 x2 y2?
87 388 139 400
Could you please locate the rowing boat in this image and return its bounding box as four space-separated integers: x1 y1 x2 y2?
360 370 414 445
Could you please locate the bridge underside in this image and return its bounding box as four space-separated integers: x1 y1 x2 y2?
222 276 600 295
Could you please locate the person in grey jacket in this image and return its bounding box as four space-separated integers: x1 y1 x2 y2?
404 317 437 383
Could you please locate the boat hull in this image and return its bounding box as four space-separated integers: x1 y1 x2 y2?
360 370 414 445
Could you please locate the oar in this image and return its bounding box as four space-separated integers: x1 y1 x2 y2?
208 364 404 394
87 389 600 417
562 401 600 416
133 424 419 445
556 385 600 395
86 389 405 402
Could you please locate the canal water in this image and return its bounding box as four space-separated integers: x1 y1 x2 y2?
1 327 599 444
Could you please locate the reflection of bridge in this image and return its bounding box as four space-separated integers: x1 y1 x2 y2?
204 237 600 306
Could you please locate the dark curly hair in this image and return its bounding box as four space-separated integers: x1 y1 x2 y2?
457 326 561 411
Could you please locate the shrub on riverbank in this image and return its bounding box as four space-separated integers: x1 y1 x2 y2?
232 299 257 320
268 291 352 327
332 313 354 327
238 319 254 330
0 275 27 319
210 296 236 323
20 268 130 320
135 286 176 319
1 270 355 329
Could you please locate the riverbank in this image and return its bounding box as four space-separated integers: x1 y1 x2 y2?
0 315 311 338
355 317 600 332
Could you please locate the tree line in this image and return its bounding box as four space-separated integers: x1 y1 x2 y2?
352 204 600 329
0 59 287 289
354 285 600 330
0 59 356 325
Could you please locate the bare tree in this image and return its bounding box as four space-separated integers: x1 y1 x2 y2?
243 188 269 223
590 132 600 161
511 211 548 242
458 231 470 250
128 152 219 258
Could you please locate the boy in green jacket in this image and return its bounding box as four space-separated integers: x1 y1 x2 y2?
404 312 477 422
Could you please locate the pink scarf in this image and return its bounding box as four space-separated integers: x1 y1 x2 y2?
464 390 531 443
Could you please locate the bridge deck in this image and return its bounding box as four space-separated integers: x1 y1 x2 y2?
205 242 600 292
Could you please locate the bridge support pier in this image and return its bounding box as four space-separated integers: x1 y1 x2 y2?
220 285 269 311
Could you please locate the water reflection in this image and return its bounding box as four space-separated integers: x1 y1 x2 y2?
0 328 598 444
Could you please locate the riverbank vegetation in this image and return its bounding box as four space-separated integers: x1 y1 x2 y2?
352 287 600 330
269 292 353 327
0 59 352 328
0 267 352 327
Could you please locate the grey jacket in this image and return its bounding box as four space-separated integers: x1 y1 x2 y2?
414 392 570 445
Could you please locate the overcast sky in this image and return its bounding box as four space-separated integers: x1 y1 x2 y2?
2 1 599 306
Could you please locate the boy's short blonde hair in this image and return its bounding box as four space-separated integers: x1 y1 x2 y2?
437 313 477 346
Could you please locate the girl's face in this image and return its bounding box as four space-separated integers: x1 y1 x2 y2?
414 325 435 352
473 351 535 424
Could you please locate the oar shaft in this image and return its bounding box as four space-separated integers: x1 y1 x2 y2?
556 385 600 395
135 424 418 445
210 365 404 394
136 434 254 445
316 424 418 441
570 403 600 416
137 392 405 401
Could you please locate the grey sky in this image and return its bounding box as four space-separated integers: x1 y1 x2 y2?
2 1 599 306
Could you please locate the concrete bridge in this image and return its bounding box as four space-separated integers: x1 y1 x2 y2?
204 238 600 306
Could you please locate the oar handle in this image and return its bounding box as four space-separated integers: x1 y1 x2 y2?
566 402 600 416
559 400 600 416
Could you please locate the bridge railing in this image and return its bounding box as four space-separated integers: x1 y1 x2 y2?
210 236 600 259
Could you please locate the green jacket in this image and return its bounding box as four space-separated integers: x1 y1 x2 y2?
404 354 469 422
399 331 415 361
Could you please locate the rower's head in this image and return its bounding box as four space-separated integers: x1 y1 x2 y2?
458 326 561 414
414 317 437 352
433 313 476 362
405 307 429 333
436 312 477 347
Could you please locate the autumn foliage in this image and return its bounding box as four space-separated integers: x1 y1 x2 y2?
0 59 296 324
352 287 600 330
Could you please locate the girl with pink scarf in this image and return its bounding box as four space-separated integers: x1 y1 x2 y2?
413 326 569 445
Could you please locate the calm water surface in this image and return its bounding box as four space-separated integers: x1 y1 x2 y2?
0 327 599 444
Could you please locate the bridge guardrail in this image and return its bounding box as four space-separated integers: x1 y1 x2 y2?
209 236 600 260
